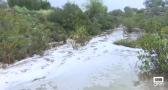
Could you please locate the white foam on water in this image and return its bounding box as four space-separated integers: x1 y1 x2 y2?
0 28 142 90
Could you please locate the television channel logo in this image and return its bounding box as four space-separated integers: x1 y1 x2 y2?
153 77 164 87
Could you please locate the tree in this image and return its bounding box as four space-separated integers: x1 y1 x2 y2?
109 9 123 16
124 6 137 17
61 3 90 33
47 8 63 24
143 18 162 33
144 0 165 15
85 0 107 20
144 0 163 7
7 0 51 10
85 0 115 32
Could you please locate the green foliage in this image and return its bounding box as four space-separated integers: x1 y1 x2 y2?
161 26 168 38
1 0 168 76
47 8 63 24
0 0 118 64
7 0 50 10
48 3 91 34
71 25 90 46
124 7 137 17
137 34 168 73
143 18 162 33
161 26 168 34
0 8 50 64
120 6 168 74
121 8 146 32
109 9 123 16
97 14 115 30
85 0 115 32
122 17 136 32
119 4 168 74
114 39 137 48
85 0 107 19
88 21 101 35
144 0 166 16
47 22 67 42
47 1 116 37
144 0 164 8
62 3 90 33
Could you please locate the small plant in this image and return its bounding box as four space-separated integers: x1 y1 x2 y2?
69 25 90 49
161 26 168 38
114 39 136 48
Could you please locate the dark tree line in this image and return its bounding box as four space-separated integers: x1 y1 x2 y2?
7 0 50 10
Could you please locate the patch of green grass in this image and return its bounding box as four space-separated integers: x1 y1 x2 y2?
114 39 137 48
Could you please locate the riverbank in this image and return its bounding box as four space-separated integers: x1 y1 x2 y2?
0 28 139 90
0 28 167 90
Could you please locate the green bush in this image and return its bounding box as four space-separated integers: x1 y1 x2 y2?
7 0 51 10
138 34 168 74
0 8 50 64
122 17 136 32
0 0 139 64
61 3 90 33
88 21 101 35
161 26 168 38
143 19 162 33
114 39 136 48
47 23 67 42
85 0 107 19
71 25 90 46
85 0 116 33
48 3 91 34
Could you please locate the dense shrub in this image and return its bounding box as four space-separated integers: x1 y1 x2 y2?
85 0 107 19
0 0 122 64
161 26 168 38
143 19 162 33
71 25 90 46
85 0 114 32
117 0 168 75
47 23 67 42
114 39 137 48
122 17 136 32
138 34 168 74
0 8 50 64
7 0 50 10
47 8 63 25
88 21 101 35
47 3 91 34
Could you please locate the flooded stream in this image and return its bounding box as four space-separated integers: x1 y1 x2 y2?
0 28 168 90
